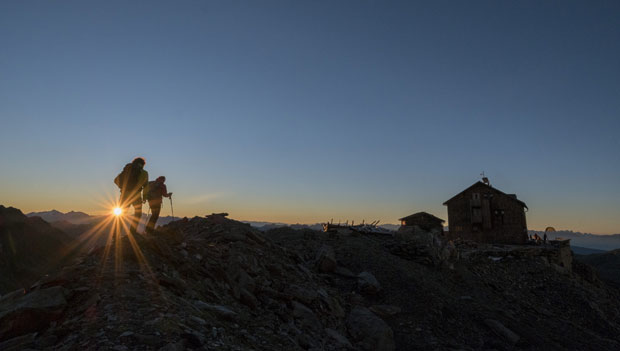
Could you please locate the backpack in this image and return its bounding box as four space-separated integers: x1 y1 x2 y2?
146 180 164 200
117 163 142 193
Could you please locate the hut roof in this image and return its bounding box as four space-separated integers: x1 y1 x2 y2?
398 211 445 223
442 181 528 208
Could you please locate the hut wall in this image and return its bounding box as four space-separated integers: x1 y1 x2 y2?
446 184 527 244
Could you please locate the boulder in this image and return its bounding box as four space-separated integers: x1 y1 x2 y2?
237 268 256 293
318 289 345 318
369 305 402 318
292 301 322 332
239 288 259 309
194 301 237 321
286 284 318 305
158 342 185 351
334 266 357 278
484 319 520 344
157 275 187 293
440 240 458 262
325 328 353 348
0 333 36 351
0 286 67 340
357 272 381 295
316 245 337 272
346 306 395 351
0 289 25 305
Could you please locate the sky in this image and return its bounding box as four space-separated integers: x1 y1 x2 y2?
1 1 619 234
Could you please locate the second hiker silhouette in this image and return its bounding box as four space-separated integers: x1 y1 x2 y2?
145 176 172 234
114 157 149 234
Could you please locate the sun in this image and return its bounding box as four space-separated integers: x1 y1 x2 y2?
113 207 122 216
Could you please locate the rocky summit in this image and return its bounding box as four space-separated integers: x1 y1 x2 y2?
0 214 619 350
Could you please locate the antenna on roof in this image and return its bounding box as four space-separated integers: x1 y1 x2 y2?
481 171 491 186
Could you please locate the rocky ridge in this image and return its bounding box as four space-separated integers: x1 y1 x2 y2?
0 215 619 350
0 206 77 294
0 216 355 350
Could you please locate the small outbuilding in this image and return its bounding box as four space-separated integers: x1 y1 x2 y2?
443 181 528 244
398 212 445 233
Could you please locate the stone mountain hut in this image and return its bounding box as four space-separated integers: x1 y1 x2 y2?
443 181 528 244
398 212 445 233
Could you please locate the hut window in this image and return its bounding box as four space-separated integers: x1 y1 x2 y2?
494 209 505 225
471 193 482 207
471 207 482 223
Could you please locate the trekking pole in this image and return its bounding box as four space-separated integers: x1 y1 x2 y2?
169 195 174 218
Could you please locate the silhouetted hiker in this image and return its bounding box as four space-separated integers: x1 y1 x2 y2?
114 157 149 234
145 176 172 234
543 232 547 244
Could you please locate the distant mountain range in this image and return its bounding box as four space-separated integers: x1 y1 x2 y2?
570 246 608 255
26 209 95 224
25 210 180 228
528 230 620 251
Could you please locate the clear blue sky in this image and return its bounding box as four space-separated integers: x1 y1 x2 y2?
1 1 619 233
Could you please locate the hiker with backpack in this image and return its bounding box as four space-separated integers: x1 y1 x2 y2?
114 157 149 234
144 176 172 234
